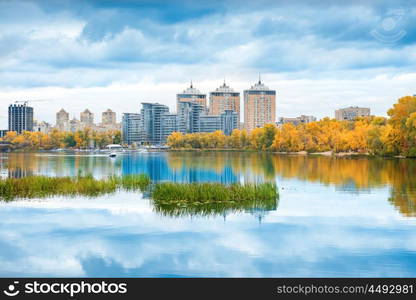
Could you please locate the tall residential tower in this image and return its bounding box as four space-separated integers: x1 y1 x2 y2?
122 113 142 145
102 109 116 126
141 103 169 145
209 81 240 123
56 108 69 131
176 82 207 112
8 103 34 133
244 78 276 131
80 109 94 128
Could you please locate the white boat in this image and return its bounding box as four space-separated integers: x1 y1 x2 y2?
105 144 124 151
105 144 124 158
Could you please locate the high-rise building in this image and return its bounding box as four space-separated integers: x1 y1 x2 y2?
8 104 34 133
335 107 371 121
102 109 117 126
209 81 240 122
198 115 222 133
175 101 237 136
122 113 142 145
220 110 238 135
80 109 94 127
69 118 81 133
161 114 178 143
177 101 204 134
56 108 69 131
141 103 169 145
197 110 238 135
244 78 276 131
176 81 207 112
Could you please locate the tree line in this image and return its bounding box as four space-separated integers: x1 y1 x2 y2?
0 128 122 150
167 96 416 157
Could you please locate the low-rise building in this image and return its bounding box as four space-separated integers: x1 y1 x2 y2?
33 120 52 133
0 130 8 138
277 115 317 126
335 107 370 121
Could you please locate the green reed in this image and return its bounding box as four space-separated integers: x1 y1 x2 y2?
151 182 279 217
0 174 151 201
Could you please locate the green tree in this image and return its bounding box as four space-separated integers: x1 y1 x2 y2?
64 134 77 148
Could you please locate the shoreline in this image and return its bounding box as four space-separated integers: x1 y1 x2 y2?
166 148 412 158
2 148 413 159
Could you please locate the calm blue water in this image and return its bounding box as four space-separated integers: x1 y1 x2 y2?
0 152 416 277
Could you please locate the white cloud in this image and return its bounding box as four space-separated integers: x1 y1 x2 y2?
0 0 415 128
0 186 415 277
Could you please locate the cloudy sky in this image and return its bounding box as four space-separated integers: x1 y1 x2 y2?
0 0 415 127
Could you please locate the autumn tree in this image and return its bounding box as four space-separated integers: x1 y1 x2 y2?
387 95 416 155
272 123 303 152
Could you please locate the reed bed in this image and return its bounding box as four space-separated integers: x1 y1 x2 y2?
151 182 279 217
0 174 150 200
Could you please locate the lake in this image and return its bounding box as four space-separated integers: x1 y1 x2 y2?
0 151 416 277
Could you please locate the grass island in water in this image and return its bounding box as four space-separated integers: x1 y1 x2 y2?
0 174 151 200
151 182 279 217
0 175 279 217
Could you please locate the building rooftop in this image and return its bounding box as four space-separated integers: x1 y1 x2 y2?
248 80 271 91
58 108 68 114
212 81 237 93
141 102 168 106
338 106 370 110
180 81 204 95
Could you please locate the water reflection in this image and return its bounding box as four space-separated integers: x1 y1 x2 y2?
1 152 416 277
2 152 416 217
164 153 416 217
152 195 279 218
2 153 121 178
122 153 238 184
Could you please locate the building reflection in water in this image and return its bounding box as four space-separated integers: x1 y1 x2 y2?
123 153 278 218
162 152 416 217
1 152 416 217
122 152 239 184
2 153 122 179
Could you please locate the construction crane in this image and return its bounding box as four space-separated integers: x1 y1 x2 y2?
13 100 49 105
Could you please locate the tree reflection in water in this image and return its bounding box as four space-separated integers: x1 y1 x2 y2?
167 152 416 217
2 152 416 217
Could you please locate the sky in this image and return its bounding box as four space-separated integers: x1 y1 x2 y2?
0 0 415 127
1 180 415 277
